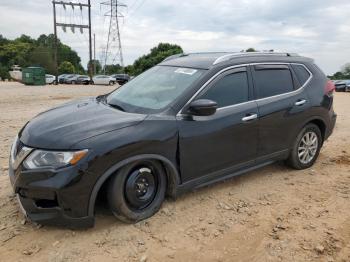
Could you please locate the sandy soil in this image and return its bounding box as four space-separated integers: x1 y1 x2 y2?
0 82 349 262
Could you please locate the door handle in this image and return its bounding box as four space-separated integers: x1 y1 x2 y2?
295 99 307 106
242 114 258 122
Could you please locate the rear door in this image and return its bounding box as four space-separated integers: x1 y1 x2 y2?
251 63 311 159
177 66 259 183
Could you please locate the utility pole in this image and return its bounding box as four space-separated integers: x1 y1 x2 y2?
87 0 93 80
93 33 96 75
101 0 126 72
52 1 58 85
52 1 93 81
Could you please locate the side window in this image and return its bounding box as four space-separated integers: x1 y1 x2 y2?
291 64 311 86
254 66 294 99
199 71 249 108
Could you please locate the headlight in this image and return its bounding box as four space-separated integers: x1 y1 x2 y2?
23 149 88 169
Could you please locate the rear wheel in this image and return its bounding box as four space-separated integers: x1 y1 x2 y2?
109 81 115 85
107 160 167 223
286 123 322 169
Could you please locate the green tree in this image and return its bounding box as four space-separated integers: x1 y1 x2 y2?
58 61 75 74
0 62 10 80
329 63 350 80
0 34 85 79
131 43 183 75
341 63 350 75
245 48 256 52
87 60 102 75
28 46 56 74
104 64 123 75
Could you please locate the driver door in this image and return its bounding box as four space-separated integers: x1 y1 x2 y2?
177 67 259 183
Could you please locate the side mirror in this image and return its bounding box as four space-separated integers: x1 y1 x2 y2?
188 99 218 116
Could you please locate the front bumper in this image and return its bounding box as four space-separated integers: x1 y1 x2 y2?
9 157 95 228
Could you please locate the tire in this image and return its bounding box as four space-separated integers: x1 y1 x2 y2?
109 81 114 86
107 160 167 223
286 123 322 170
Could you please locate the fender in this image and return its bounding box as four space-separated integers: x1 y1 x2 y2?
88 154 181 217
301 115 327 138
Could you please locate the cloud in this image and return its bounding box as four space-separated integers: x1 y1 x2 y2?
0 0 349 74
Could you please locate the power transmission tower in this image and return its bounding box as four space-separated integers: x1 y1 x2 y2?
52 0 93 83
101 0 126 72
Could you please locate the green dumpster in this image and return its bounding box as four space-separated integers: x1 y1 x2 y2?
22 67 46 86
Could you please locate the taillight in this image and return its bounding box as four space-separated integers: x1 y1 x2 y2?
325 80 335 96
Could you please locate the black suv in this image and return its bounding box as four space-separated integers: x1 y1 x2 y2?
9 52 337 228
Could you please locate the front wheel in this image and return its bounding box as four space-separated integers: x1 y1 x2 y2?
107 160 167 223
286 123 322 170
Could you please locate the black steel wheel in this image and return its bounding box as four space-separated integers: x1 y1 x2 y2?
125 166 158 210
107 160 167 223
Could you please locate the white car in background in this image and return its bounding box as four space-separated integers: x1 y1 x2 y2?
92 75 116 85
45 74 56 85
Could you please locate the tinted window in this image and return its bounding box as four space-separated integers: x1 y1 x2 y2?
199 71 249 108
254 68 294 99
292 64 311 86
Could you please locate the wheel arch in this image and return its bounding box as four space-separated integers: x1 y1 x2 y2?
305 117 326 142
88 154 180 217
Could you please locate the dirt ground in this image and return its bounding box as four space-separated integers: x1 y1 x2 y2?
0 82 349 262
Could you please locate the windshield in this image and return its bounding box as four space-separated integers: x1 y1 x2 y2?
106 66 205 113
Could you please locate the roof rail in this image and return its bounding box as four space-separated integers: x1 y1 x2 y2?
162 53 187 62
162 52 228 62
213 51 300 65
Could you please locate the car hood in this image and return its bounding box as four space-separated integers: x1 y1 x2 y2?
20 97 146 149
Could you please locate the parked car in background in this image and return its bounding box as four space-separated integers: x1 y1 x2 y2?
64 74 80 84
45 74 56 85
92 75 116 85
334 80 350 92
58 74 69 84
8 52 336 228
76 75 91 85
111 74 130 85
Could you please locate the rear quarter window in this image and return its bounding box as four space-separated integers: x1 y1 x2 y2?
253 66 294 99
291 64 311 87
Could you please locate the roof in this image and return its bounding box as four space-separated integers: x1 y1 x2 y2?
159 52 313 70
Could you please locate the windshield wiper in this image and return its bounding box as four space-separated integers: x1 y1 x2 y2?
108 102 125 112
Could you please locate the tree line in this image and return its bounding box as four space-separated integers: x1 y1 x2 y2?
0 34 83 79
0 34 184 79
328 64 350 80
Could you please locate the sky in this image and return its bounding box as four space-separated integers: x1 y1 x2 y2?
0 0 349 74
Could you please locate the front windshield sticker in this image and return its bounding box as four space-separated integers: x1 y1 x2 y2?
174 68 198 75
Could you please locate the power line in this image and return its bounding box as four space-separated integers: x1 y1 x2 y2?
52 0 93 82
100 0 126 71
